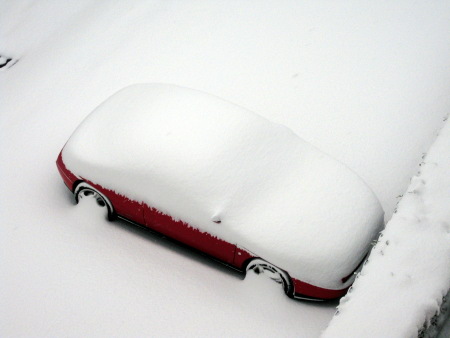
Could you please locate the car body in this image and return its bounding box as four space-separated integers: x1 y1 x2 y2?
57 84 384 300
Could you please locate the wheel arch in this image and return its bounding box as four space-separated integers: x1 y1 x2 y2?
245 257 294 297
72 179 84 193
74 181 115 220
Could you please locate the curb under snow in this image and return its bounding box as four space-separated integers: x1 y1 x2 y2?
322 116 450 338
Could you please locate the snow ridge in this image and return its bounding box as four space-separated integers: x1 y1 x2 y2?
322 116 450 338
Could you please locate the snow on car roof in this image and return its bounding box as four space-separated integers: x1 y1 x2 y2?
63 84 384 289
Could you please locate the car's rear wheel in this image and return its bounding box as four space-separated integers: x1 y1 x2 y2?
246 258 293 297
74 182 115 221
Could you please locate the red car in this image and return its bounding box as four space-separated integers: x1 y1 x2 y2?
57 84 384 300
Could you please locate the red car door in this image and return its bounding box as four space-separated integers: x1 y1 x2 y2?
88 181 145 225
143 204 236 264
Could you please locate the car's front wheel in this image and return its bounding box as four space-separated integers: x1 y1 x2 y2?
246 258 293 297
74 182 115 221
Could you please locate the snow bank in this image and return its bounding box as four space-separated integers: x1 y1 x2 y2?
322 117 450 337
2 1 450 336
63 84 384 290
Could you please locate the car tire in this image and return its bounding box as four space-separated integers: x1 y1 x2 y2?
246 258 293 297
74 182 115 221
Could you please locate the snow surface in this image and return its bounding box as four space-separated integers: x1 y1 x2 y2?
2 1 450 336
322 118 450 337
63 83 384 289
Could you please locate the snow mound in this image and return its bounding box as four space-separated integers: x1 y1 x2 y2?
63 83 384 289
322 117 450 337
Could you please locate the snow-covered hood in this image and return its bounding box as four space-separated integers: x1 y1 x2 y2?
63 84 384 289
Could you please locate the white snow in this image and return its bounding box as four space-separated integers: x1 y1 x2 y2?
322 118 450 337
1 1 450 337
63 83 384 289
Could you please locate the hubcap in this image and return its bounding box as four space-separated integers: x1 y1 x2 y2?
246 258 293 296
250 263 284 284
79 189 106 207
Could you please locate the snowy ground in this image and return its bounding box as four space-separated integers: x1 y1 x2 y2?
323 119 450 337
1 1 450 337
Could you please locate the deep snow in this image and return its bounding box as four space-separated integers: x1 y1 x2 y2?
322 118 450 337
2 1 450 337
63 83 383 290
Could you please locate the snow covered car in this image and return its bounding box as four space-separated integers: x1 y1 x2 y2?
56 84 384 300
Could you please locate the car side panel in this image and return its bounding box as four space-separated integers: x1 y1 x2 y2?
57 153 349 300
57 152 236 265
143 204 236 264
56 151 78 191
292 278 348 300
233 247 255 270
85 180 145 225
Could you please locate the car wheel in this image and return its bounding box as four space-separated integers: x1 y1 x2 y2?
246 258 293 297
74 182 115 221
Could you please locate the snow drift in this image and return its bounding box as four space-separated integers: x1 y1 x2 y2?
323 117 450 337
63 84 384 290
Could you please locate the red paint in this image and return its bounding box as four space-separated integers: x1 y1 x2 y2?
292 278 348 300
143 204 236 264
86 180 145 224
56 151 78 191
56 151 350 300
233 247 255 269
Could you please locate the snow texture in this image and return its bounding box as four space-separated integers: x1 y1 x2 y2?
63 83 384 289
1 1 450 336
322 118 450 337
